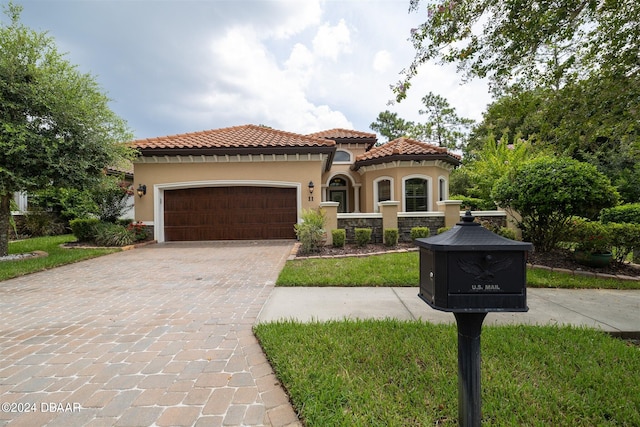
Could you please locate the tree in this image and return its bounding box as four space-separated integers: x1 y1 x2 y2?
492 156 619 252
463 133 536 202
394 0 640 100
0 2 133 256
369 110 415 143
418 92 474 150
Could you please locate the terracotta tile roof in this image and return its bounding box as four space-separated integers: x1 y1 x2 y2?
131 124 335 152
353 137 461 170
307 128 377 140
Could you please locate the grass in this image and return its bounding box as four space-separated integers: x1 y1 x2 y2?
1 235 120 281
255 319 640 426
277 252 418 286
277 252 640 289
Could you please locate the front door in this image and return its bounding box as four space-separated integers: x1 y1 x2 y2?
329 190 347 213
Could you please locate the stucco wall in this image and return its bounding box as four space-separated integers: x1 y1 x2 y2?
133 159 324 224
359 165 451 213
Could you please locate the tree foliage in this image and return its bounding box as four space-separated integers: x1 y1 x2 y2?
371 93 472 150
369 110 415 143
395 0 640 99
418 92 474 150
460 133 537 202
492 156 619 251
0 2 133 255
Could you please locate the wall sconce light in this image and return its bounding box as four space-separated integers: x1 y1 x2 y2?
137 184 147 198
308 181 315 201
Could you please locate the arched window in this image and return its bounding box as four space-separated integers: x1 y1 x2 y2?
334 150 351 163
373 177 393 212
404 177 429 212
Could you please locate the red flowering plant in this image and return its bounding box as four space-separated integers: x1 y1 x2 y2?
127 221 148 242
570 217 612 254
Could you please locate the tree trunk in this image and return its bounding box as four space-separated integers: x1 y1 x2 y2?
0 193 11 257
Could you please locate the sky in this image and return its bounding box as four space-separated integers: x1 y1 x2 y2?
12 0 493 141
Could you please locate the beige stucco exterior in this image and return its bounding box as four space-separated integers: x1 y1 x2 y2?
131 126 461 242
134 156 326 235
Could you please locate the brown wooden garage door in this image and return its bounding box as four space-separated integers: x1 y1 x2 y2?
164 186 297 241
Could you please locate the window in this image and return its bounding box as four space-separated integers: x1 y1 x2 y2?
334 150 351 163
373 177 393 212
405 178 428 212
378 179 391 203
329 177 347 187
439 177 446 201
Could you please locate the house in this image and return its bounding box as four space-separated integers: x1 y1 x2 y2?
130 124 461 243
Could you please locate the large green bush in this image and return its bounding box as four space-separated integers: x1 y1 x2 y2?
294 209 326 254
492 156 619 252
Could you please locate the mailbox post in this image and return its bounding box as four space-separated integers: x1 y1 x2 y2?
415 211 532 427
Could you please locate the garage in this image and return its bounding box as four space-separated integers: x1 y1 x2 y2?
164 186 297 241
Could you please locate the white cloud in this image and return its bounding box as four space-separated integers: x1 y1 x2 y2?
312 19 352 60
183 23 352 134
373 50 393 73
266 0 324 39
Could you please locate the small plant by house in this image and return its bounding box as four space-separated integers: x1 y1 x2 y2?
332 229 346 248
354 228 372 247
70 218 149 247
410 227 430 240
294 208 327 254
384 228 398 247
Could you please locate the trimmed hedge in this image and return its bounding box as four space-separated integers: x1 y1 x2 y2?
355 228 372 247
332 229 346 248
410 227 430 240
384 228 399 247
601 204 640 224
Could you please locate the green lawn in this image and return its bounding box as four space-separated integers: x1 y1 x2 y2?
255 319 640 426
1 235 119 281
277 252 640 289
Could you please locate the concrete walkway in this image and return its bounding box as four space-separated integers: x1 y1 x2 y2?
258 287 640 336
0 241 300 427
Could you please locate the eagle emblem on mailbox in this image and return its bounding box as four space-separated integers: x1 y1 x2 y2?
458 255 513 281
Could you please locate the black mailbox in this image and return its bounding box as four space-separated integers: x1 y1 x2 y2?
416 212 533 312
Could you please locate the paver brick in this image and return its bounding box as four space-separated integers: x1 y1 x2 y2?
0 241 297 426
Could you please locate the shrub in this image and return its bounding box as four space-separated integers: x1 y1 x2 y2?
355 228 372 247
437 227 451 234
294 209 326 254
608 222 640 266
70 218 101 242
127 221 149 241
600 203 640 225
495 227 517 240
384 228 399 247
492 156 619 252
332 229 346 248
569 218 611 254
410 227 430 240
94 223 135 247
23 211 66 237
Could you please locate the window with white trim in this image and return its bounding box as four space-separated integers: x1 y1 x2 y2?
405 178 429 212
334 150 351 163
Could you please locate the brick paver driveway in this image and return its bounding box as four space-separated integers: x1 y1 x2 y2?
0 241 300 427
